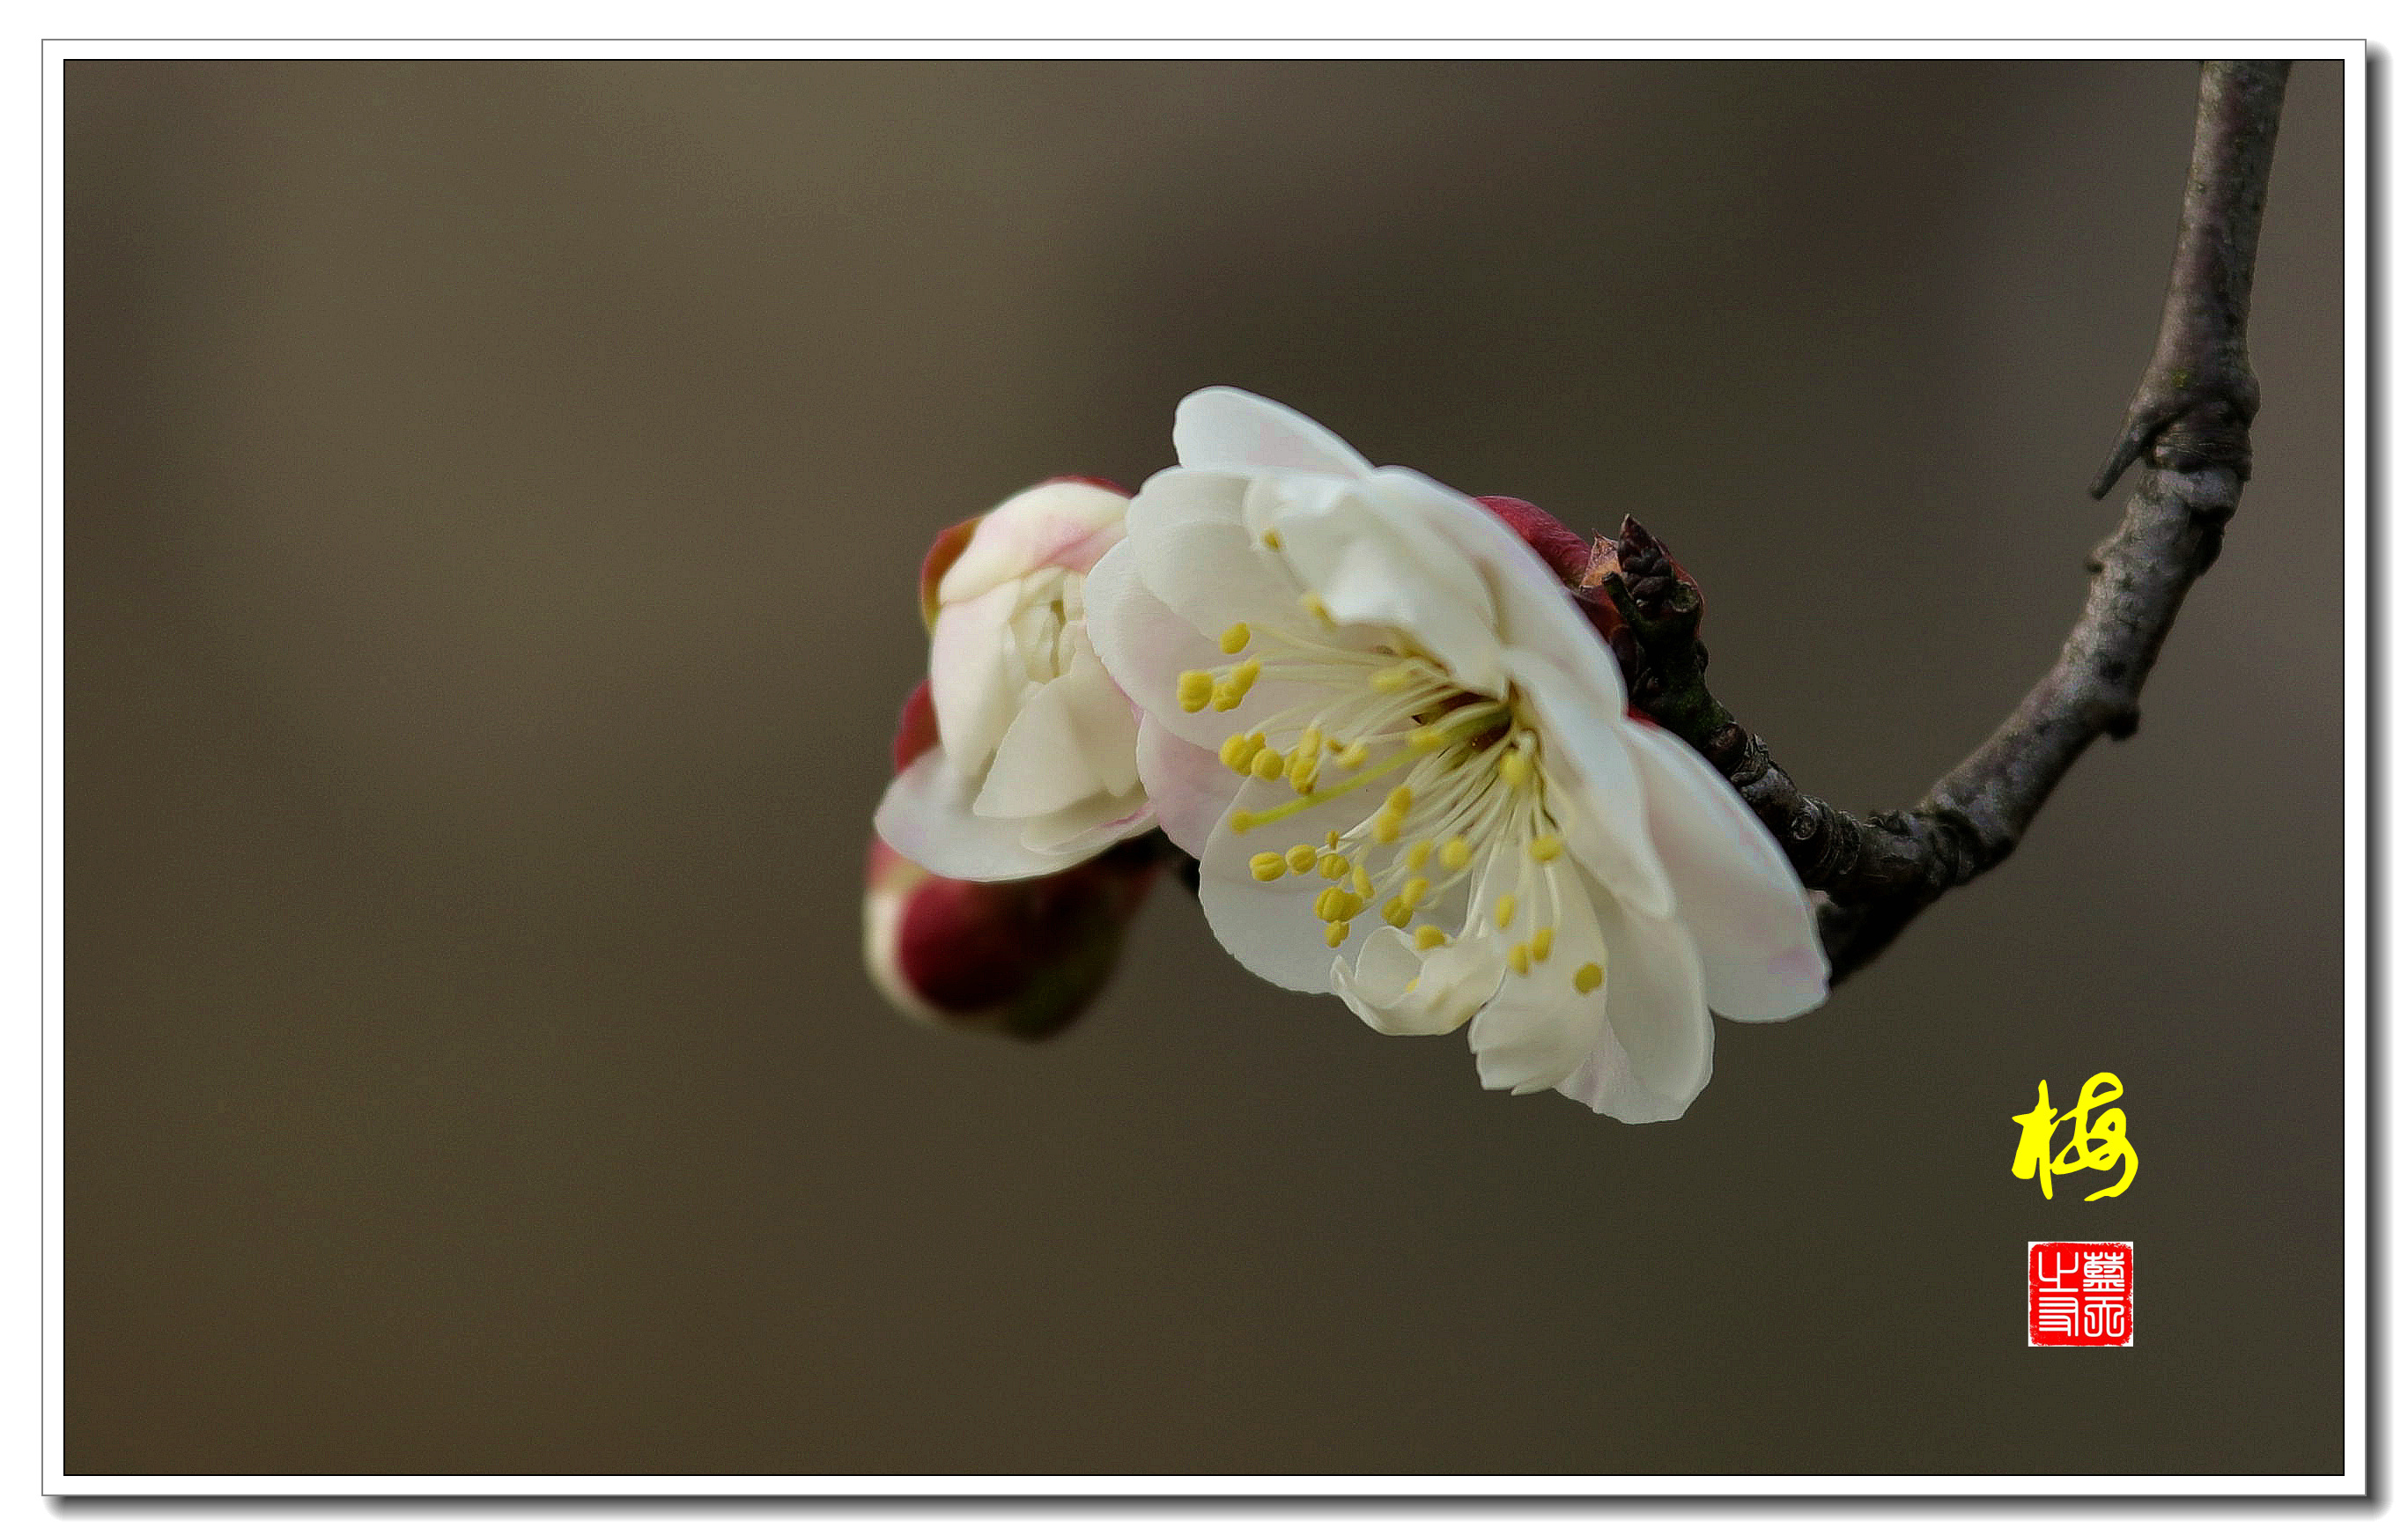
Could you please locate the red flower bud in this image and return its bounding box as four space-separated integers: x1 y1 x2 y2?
863 833 1161 1041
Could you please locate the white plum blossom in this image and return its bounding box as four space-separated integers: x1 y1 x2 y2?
1084 388 1828 1121
875 479 1156 880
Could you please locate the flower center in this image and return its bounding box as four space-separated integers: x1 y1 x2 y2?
1175 599 1603 997
1014 567 1087 684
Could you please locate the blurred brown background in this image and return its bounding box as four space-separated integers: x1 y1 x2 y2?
66 60 2346 1474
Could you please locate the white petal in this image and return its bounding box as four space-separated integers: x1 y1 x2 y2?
1503 645 1674 919
872 748 1091 882
1126 467 1308 638
1310 513 1507 697
1464 873 1612 1094
1621 720 1830 1022
937 480 1127 604
1556 882 1716 1121
1137 714 1236 858
1058 646 1143 798
1174 387 1372 477
1196 774 1385 993
1022 790 1156 863
1082 542 1231 749
974 673 1105 819
927 579 1029 774
1335 928 1504 1037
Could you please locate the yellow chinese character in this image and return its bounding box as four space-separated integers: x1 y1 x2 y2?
2010 1073 2138 1201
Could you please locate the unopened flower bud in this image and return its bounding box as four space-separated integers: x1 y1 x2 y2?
862 832 1161 1041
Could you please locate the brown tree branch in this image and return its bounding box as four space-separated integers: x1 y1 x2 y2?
1605 60 2292 982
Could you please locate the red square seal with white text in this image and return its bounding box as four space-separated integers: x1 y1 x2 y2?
2028 1241 2133 1346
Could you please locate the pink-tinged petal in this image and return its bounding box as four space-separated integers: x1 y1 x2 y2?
937 480 1129 604
1174 386 1373 478
1082 542 1234 750
928 579 1029 773
1126 467 1305 638
1022 790 1156 863
873 747 1093 882
1464 874 1612 1094
1621 719 1829 1022
1137 714 1236 858
1196 773 1386 993
919 516 984 631
975 672 1105 820
1502 645 1674 919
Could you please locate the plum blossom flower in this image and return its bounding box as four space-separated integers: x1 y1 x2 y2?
875 478 1156 880
1084 388 1827 1121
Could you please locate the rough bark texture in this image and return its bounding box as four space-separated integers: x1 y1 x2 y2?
1607 60 2292 982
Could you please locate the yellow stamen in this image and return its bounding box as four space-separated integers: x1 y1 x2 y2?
1351 866 1374 900
1370 665 1415 694
1371 812 1403 844
1221 733 1254 773
1314 888 1363 922
1494 894 1518 929
1337 742 1370 769
1249 852 1286 882
1287 755 1318 793
1251 748 1286 781
1508 943 1531 976
1263 528 1283 550
1406 840 1432 873
1218 621 1252 654
1499 750 1531 788
1324 920 1348 948
1318 852 1349 881
1407 725 1448 751
1574 962 1604 994
1296 726 1322 760
1228 809 1258 833
1210 679 1244 712
1178 671 1214 712
1529 833 1564 863
1382 897 1414 927
1441 838 1474 871
1301 593 1333 627
1383 786 1415 815
1400 876 1429 908
1532 926 1555 963
1286 844 1318 875
1414 925 1447 951
1324 830 1340 849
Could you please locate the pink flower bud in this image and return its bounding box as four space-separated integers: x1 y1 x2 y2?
862 832 1161 1041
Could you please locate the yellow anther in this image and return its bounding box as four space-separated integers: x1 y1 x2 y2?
1370 665 1415 693
1221 733 1255 773
1384 786 1415 815
1494 893 1518 929
1295 726 1322 760
1508 943 1532 977
1211 679 1244 712
1229 809 1258 833
1314 888 1363 922
1441 838 1474 871
1287 755 1318 793
1324 919 1349 948
1231 657 1260 690
1325 830 1340 849
1318 852 1349 881
1251 748 1286 781
1499 750 1532 788
1371 812 1403 844
1178 671 1215 712
1218 621 1252 654
1337 742 1370 769
1407 725 1450 752
1401 876 1430 908
1532 926 1555 963
1301 593 1333 626
1249 852 1287 882
1574 962 1604 994
1263 528 1283 550
1407 840 1432 873
1286 844 1318 875
1404 978 1419 994
1351 865 1374 900
1414 925 1448 951
1528 833 1564 863
1383 897 1414 927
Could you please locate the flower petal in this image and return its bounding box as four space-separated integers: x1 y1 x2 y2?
873 747 1093 882
1137 713 1235 858
1125 468 1308 638
1464 872 1612 1094
928 579 1029 774
1335 928 1505 1037
1503 645 1674 919
1196 774 1386 993
936 480 1127 604
1082 542 1232 749
1551 881 1715 1121
1310 511 1507 697
1022 791 1156 863
974 671 1106 820
1174 387 1373 478
1621 719 1829 1022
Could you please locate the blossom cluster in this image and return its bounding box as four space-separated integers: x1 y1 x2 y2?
868 389 1826 1120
